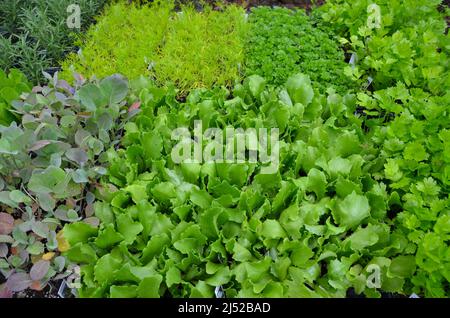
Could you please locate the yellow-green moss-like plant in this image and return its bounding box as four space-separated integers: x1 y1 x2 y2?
153 4 247 94
60 0 172 81
60 1 247 94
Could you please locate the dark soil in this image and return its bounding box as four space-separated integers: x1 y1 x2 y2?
216 0 324 10
346 288 408 298
13 281 61 299
155 0 324 11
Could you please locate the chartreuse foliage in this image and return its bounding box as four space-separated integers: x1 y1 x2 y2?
60 1 172 82
319 0 450 297
153 4 247 95
63 74 421 298
245 7 353 94
0 73 132 294
0 69 31 126
61 1 247 94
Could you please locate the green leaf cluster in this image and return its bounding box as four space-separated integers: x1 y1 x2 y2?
245 6 354 94
0 73 131 294
366 86 450 297
319 0 449 94
319 0 450 297
64 74 416 298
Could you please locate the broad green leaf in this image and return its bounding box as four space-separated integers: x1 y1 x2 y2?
99 75 129 105
124 184 148 204
151 182 176 202
262 281 284 297
389 256 416 278
291 242 314 267
346 226 379 251
247 75 266 98
166 267 182 288
66 148 89 166
63 222 98 245
142 131 163 160
0 192 18 209
334 191 370 229
271 257 291 281
116 214 143 244
307 168 327 199
94 253 123 284
245 258 271 282
26 241 45 255
36 193 56 212
190 281 214 298
9 190 31 204
28 166 67 194
137 275 162 298
403 142 428 162
260 219 286 239
205 266 231 286
286 73 314 106
141 233 170 264
232 242 253 262
95 224 124 249
78 83 107 111
110 285 137 298
190 189 213 209
94 202 115 224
